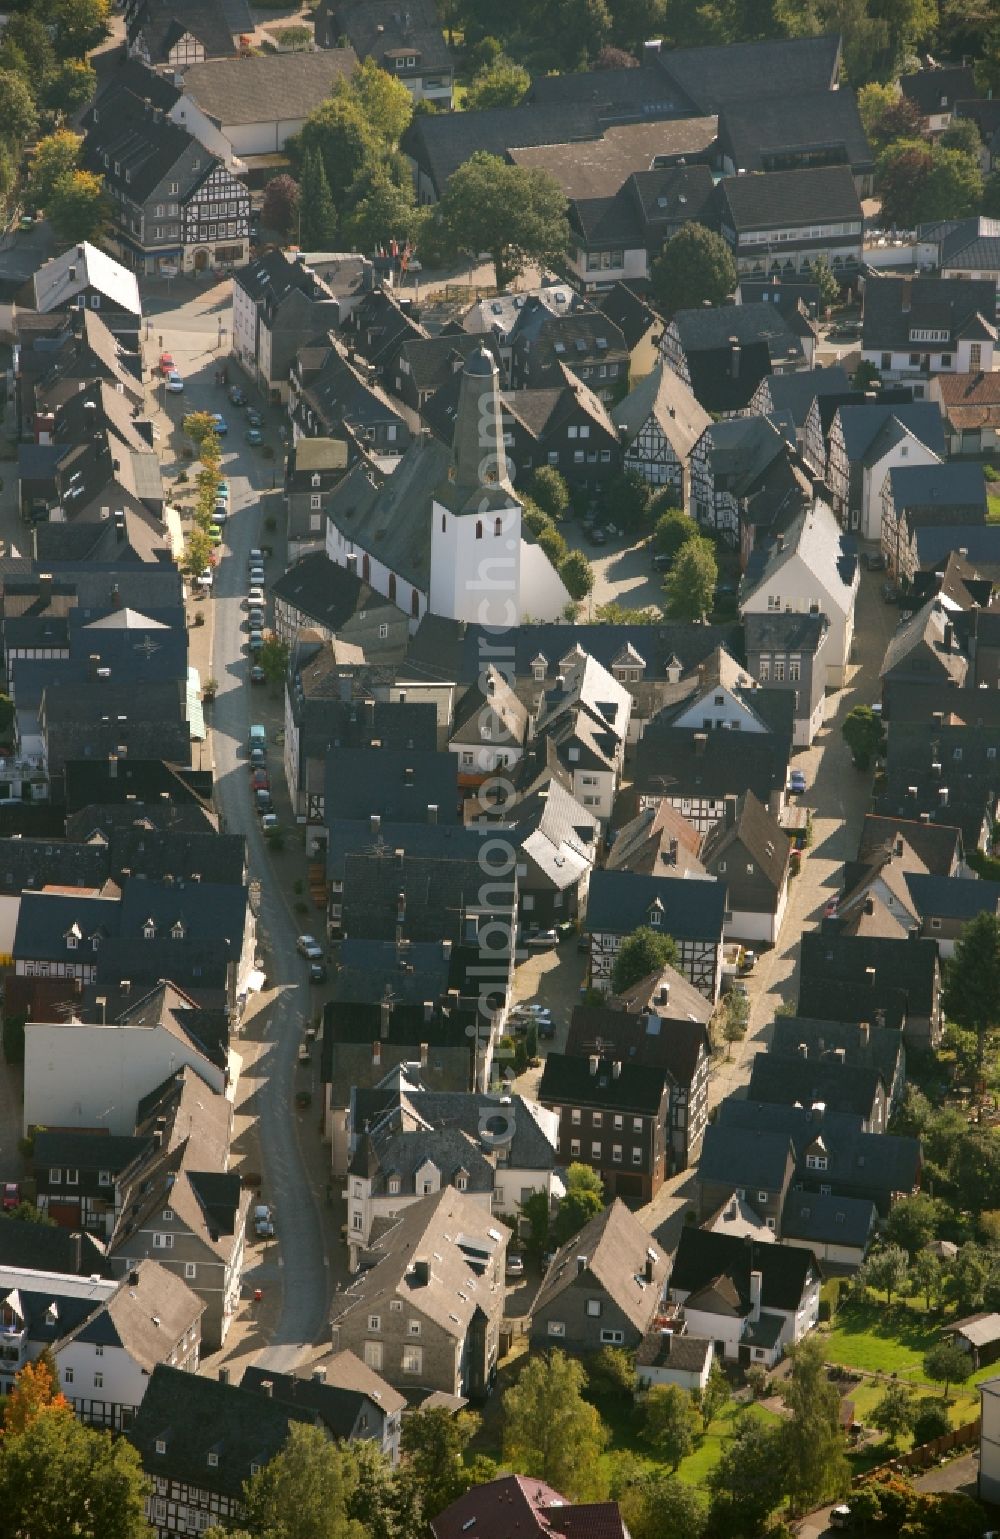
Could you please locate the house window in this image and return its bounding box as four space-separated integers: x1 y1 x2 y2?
456 1174 467 1191
364 1341 383 1370
758 1191 768 1204
600 1329 624 1345
592 1112 602 1127
64 1368 74 1384
162 1209 173 1222
207 1452 218 1467
66 934 78 950
476 521 483 539
389 1176 401 1194
632 1148 642 1165
49 1169 61 1184
408 1320 421 1337
587 1299 602 1316
153 1233 173 1249
98 1170 111 1186
388 573 396 603
633 1118 642 1132
571 1109 582 1124
548 1320 566 1336
66 1170 78 1186
591 1142 601 1159
402 1344 422 1374
369 1315 381 1332
94 1373 103 1389
185 1263 197 1279
650 910 661 926
310 494 322 510
379 622 389 639
789 660 800 681
612 1145 622 1161
570 1139 581 1156
614 1115 623 1129
155 1440 166 1455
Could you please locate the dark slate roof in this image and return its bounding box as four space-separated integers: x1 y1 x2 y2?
913 525 1000 571
700 790 790 893
323 747 459 826
297 696 437 765
33 1131 152 1173
781 1189 875 1248
905 872 1000 922
655 34 842 114
404 103 602 195
0 837 109 896
798 930 938 1019
635 1329 713 1372
181 48 357 125
698 1122 794 1191
597 284 662 352
62 759 214 815
340 848 512 945
768 1016 903 1089
272 552 399 634
539 1052 667 1114
83 73 195 204
397 332 500 394
719 165 861 229
106 828 245 888
747 1050 885 1120
533 1198 669 1332
326 818 483 882
527 64 690 116
716 1097 922 1198
0 1215 110 1276
240 1362 401 1435
835 400 946 464
585 869 727 941
566 1003 709 1088
629 726 790 811
744 611 829 654
127 1365 310 1498
669 1227 817 1312
127 0 251 60
753 366 850 426
325 0 450 79
718 87 873 174
900 64 978 116
861 277 997 353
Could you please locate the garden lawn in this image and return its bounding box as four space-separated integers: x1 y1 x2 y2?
675 1401 780 1489
586 1388 780 1493
988 492 1000 523
822 1300 942 1380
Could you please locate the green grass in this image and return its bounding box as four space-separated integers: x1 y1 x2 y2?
988 492 1000 523
675 1401 780 1489
823 1299 941 1379
583 1386 780 1493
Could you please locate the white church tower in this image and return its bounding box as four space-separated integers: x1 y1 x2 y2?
429 347 569 625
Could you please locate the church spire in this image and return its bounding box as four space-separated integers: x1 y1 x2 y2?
439 346 512 515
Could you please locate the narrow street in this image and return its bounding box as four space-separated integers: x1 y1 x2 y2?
149 277 331 1371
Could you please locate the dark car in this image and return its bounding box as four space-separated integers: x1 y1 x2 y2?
863 551 886 572
229 385 246 406
255 788 273 813
652 551 673 571
310 962 327 983
246 408 263 428
881 580 899 604
587 527 607 545
250 665 266 685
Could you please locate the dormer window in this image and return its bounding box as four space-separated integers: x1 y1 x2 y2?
311 473 321 487
171 922 185 940
155 1440 166 1455
649 910 662 926
66 933 78 950
207 1452 218 1468
388 1176 401 1194
143 920 155 940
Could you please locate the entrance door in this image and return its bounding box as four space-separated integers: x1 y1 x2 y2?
193 248 209 272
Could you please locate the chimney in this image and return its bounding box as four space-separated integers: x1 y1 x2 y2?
261 1380 273 1398
932 710 944 728
420 1041 428 1068
108 753 117 780
657 982 670 1006
346 553 357 572
694 732 707 757
612 1060 622 1079
576 1255 588 1274
894 835 904 856
798 1042 808 1057
865 896 874 915
128 1268 140 1286
370 813 381 835
88 653 102 680
365 698 375 728
901 278 912 314
312 1367 328 1384
372 1041 382 1066
427 803 438 824
865 965 876 986
644 1255 654 1283
411 1257 430 1286
218 1367 230 1385
404 765 414 786
920 811 931 823
939 786 949 806
423 1000 433 1022
589 1055 599 1075
858 1021 870 1047
442 938 452 959
39 572 53 602
729 337 741 379
944 622 955 650
110 583 121 610
380 999 392 1039
749 1269 762 1323
776 533 785 553
724 795 738 829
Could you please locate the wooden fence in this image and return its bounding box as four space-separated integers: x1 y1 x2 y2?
852 1418 980 1485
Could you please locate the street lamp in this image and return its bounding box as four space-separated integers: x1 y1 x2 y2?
217 319 226 351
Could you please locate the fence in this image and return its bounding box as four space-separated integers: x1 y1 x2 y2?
852 1418 980 1485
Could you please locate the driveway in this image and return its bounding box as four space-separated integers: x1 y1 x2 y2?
151 289 330 1370
562 522 667 613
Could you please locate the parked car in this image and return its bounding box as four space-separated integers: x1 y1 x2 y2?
789 769 807 795
159 352 175 376
212 504 227 523
246 409 263 428
881 581 899 604
210 413 228 435
863 551 886 572
249 568 265 588
165 370 184 393
255 788 273 813
251 769 270 792
297 935 324 960
523 927 559 948
537 1017 556 1040
247 586 265 607
208 524 223 545
261 812 279 831
248 745 266 766
229 385 247 407
253 1203 274 1239
652 551 673 571
298 1042 311 1065
247 607 265 628
248 629 264 653
195 568 214 590
2 1182 20 1211
512 1004 553 1018
250 665 266 685
506 1254 525 1279
248 548 264 570
246 427 263 446
310 961 327 983
587 527 607 545
217 481 230 503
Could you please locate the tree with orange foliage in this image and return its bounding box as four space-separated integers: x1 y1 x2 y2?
2 1350 71 1437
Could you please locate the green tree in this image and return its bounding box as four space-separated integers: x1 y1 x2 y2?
465 54 531 108
342 167 425 253
610 925 677 994
909 1247 943 1310
399 1407 480 1520
853 358 881 389
292 95 378 208
5 12 56 78
642 1383 700 1469
939 117 982 157
0 1404 149 1539
841 704 883 769
922 144 984 218
47 169 107 244
434 152 569 290
695 1360 730 1429
857 81 898 137
27 130 81 209
943 911 1000 1070
977 28 1000 97
530 465 570 521
653 507 695 559
351 59 414 148
884 1193 942 1257
347 1438 421 1539
0 68 37 142
183 412 220 449
664 534 718 621
651 223 736 316
522 1189 551 1258
923 1338 972 1402
587 1346 636 1397
559 549 595 601
261 174 300 236
259 633 290 689
877 139 983 225
299 147 339 250
552 1163 605 1246
52 0 110 57
780 1335 849 1514
858 1244 910 1307
536 521 568 566
8 1201 55 1225
184 527 215 580
912 1398 950 1446
706 1413 787 1539
811 254 840 312
871 1380 917 1446
44 56 96 114
503 1351 609 1500
618 1475 707 1539
946 1242 990 1314
605 470 652 530
720 988 749 1056
242 1423 365 1539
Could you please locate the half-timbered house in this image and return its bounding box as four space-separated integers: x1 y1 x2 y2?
585 869 727 1000
616 361 710 501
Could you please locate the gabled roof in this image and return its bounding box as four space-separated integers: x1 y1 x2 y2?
533 1198 668 1332
747 1050 885 1120
614 360 710 459
655 34 841 114
798 929 938 1018
404 103 602 195
62 1258 202 1371
30 241 141 320
181 47 357 125
886 460 987 517
718 87 872 173
740 498 858 611
861 275 997 353
719 165 861 229
781 1189 875 1249
323 746 458 825
432 1476 627 1539
752 365 850 427
240 1353 405 1432
597 283 662 351
715 1097 922 1197
585 868 727 941
834 400 946 464
900 63 977 115
669 1226 818 1312
539 1052 669 1114
698 1123 795 1191
272 552 401 635
567 992 710 1086
326 0 450 78
700 790 790 892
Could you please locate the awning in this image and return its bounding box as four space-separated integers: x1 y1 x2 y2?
188 667 206 741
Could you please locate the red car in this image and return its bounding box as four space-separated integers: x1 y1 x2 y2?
159 352 175 376
2 1182 20 1211
251 769 270 793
